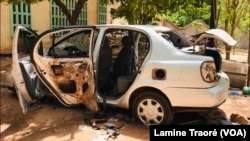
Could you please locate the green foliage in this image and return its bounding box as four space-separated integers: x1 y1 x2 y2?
114 0 169 24
111 0 211 25
166 1 210 27
239 12 250 32
217 0 250 34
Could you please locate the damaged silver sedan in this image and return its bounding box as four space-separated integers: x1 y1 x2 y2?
6 25 236 125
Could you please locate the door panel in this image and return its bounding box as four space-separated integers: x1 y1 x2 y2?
11 26 39 113
31 27 99 113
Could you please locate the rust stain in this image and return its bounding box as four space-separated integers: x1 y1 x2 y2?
52 62 99 113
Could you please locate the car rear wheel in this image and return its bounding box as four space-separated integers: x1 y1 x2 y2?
132 91 173 125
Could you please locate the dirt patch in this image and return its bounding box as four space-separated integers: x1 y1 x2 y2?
0 88 150 141
1 87 250 141
219 93 250 121
1 49 250 141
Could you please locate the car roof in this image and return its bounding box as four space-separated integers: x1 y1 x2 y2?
95 24 173 32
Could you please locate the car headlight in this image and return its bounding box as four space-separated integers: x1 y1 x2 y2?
200 61 219 83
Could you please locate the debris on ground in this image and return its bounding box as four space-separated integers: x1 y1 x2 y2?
84 115 128 141
230 113 249 125
229 90 239 95
78 125 88 131
199 108 250 125
219 113 250 125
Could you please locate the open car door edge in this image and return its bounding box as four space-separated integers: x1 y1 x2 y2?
11 25 99 114
30 26 99 113
11 25 39 114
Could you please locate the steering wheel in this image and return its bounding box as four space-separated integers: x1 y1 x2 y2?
67 46 83 57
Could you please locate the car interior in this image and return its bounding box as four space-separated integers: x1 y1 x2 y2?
97 29 150 98
17 27 151 101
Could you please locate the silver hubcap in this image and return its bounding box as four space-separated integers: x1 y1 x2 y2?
137 98 164 125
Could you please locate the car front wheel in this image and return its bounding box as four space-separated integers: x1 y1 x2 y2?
132 91 173 125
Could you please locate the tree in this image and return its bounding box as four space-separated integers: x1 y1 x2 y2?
109 0 170 24
106 0 201 25
217 0 250 60
166 1 210 27
165 0 249 60
105 0 196 24
0 0 87 25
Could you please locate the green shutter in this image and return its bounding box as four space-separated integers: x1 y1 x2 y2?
97 0 107 24
10 3 31 35
50 0 87 28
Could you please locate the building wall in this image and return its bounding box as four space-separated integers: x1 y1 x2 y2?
1 2 12 54
163 19 209 39
32 1 50 34
106 2 123 24
0 0 113 54
87 0 98 25
1 1 55 54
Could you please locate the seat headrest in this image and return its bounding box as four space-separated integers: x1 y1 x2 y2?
122 36 131 47
103 37 110 47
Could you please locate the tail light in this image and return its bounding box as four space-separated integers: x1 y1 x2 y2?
200 61 219 83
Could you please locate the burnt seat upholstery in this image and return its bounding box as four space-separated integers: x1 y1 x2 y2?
98 37 113 93
113 36 135 94
113 36 134 82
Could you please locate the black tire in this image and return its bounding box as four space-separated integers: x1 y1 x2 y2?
132 91 173 125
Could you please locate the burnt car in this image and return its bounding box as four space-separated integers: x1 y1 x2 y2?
5 25 236 125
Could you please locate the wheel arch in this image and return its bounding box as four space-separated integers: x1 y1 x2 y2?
129 86 172 111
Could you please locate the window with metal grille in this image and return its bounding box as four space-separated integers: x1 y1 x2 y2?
98 1 107 24
10 3 31 35
51 0 87 28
